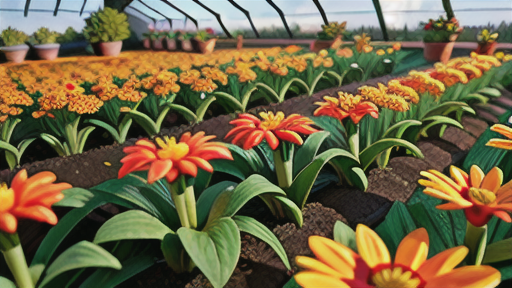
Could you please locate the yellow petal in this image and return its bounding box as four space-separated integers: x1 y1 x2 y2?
295 256 346 279
424 265 501 288
470 165 485 188
480 167 503 193
394 228 429 271
490 124 512 139
486 139 512 150
450 166 469 188
294 271 350 288
436 202 472 210
356 224 391 269
308 236 357 279
418 246 468 279
422 188 470 207
496 179 512 203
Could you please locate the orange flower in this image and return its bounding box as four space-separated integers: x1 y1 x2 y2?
487 124 512 150
225 111 318 150
419 165 512 227
118 132 233 184
0 169 71 234
336 47 354 58
363 45 374 53
376 49 385 56
393 42 402 51
284 45 302 54
295 224 501 288
314 92 379 124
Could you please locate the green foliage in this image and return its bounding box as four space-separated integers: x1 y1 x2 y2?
1 27 28 47
422 16 462 43
33 27 60 45
317 21 347 40
83 7 130 43
195 30 213 42
57 27 82 43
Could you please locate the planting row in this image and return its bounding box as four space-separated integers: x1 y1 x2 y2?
1 51 512 287
0 43 405 169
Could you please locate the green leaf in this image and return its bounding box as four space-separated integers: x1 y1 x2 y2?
282 277 301 288
483 238 512 264
127 110 158 136
462 93 489 104
308 70 326 96
40 241 122 288
359 138 424 171
161 233 187 273
94 210 173 244
84 119 120 142
233 215 291 270
168 104 197 123
40 133 67 156
29 264 45 285
382 120 422 138
375 202 416 257
210 143 272 181
240 86 258 112
0 140 19 155
464 222 487 265
212 92 243 111
279 78 309 102
178 217 240 288
17 138 36 160
196 181 237 230
195 96 217 123
333 221 358 252
0 277 16 288
293 131 330 177
254 82 280 103
288 148 359 209
478 87 501 98
54 188 95 208
423 101 474 118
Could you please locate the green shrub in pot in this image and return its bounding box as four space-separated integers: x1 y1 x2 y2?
33 27 60 45
0 27 30 63
83 7 131 56
57 27 81 43
32 27 61 61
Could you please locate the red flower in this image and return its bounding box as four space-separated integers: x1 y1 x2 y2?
314 92 379 124
424 22 432 30
225 111 319 150
119 132 233 184
66 83 75 90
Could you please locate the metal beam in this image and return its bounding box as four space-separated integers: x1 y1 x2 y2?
79 0 87 16
191 0 232 38
24 0 31 16
312 0 328 25
227 0 259 38
372 0 389 41
266 0 292 38
161 0 198 28
53 0 61 16
127 6 157 26
121 0 135 12
138 0 172 29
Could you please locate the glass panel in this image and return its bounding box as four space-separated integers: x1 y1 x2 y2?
231 0 289 36
273 0 325 38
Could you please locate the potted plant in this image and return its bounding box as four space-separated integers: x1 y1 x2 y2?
475 29 498 55
192 29 217 54
141 29 164 50
163 30 178 51
310 21 347 53
422 16 462 63
83 7 131 57
141 29 153 49
32 27 61 61
0 27 29 63
179 32 194 52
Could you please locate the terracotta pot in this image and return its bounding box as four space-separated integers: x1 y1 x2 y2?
310 40 333 53
152 38 164 50
181 39 193 51
475 42 497 55
236 35 243 50
194 38 217 54
423 41 455 64
166 38 177 51
142 38 151 49
93 41 123 56
34 43 60 60
0 44 30 63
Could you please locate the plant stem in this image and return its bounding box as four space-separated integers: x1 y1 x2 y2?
348 123 360 158
2 245 34 288
273 144 294 189
170 176 197 229
464 221 488 265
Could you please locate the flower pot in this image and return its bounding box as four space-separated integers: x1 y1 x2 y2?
423 41 455 64
181 39 193 52
310 40 333 53
166 38 177 51
92 41 123 56
152 38 164 50
0 44 30 63
475 42 497 55
193 38 217 54
34 43 60 61
142 38 151 49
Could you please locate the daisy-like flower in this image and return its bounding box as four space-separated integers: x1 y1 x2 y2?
400 71 446 97
314 92 379 124
359 84 410 112
487 124 512 150
419 165 512 227
429 63 469 87
0 169 72 234
387 79 420 104
354 33 371 53
118 132 233 184
225 111 318 150
295 224 501 288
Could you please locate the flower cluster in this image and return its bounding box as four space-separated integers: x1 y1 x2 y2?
314 92 379 124
0 67 33 122
359 83 411 111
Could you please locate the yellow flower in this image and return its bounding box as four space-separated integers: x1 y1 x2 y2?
376 49 385 56
495 52 504 60
336 47 354 58
399 71 445 97
429 63 469 87
179 69 201 85
363 45 374 53
359 83 410 111
387 47 394 54
387 79 420 104
191 78 218 93
295 224 501 288
354 33 371 52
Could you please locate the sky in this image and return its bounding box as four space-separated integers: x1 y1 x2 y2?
0 0 511 36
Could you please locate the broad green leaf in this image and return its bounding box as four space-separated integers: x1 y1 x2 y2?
40 241 122 287
161 233 187 273
210 143 269 180
382 120 422 138
54 188 95 208
127 110 158 136
195 96 217 122
168 104 197 123
0 277 16 288
483 238 512 264
29 264 45 285
240 86 259 111
233 215 291 270
375 202 417 257
308 70 326 95
478 87 501 98
420 115 464 138
359 138 424 171
178 217 240 288
196 181 237 230
254 82 279 103
212 92 243 111
333 221 358 252
40 133 66 156
462 93 489 104
288 148 359 208
423 101 474 118
0 140 19 155
84 119 120 141
94 210 173 244
17 138 36 159
283 277 301 288
293 131 330 177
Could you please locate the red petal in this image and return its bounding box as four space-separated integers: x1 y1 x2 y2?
244 130 265 150
166 168 180 183
274 130 303 145
147 160 173 184
178 160 198 177
494 210 512 222
225 125 251 139
187 156 214 173
265 131 280 150
180 132 192 142
134 139 156 151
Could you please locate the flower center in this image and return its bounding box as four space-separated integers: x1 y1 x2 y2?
259 111 284 130
338 92 361 111
372 267 421 288
156 136 190 161
468 187 496 205
0 183 14 212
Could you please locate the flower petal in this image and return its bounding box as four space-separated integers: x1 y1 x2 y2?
243 130 265 150
450 166 469 188
470 165 485 188
295 256 346 279
436 202 471 210
490 124 512 139
0 212 17 234
424 265 500 288
166 168 179 183
480 167 503 193
264 131 280 150
308 236 361 280
12 205 58 225
187 156 214 173
418 246 468 280
394 228 429 271
274 130 303 146
294 271 350 288
493 210 512 222
486 139 512 150
178 160 198 177
356 224 391 269
148 160 173 184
